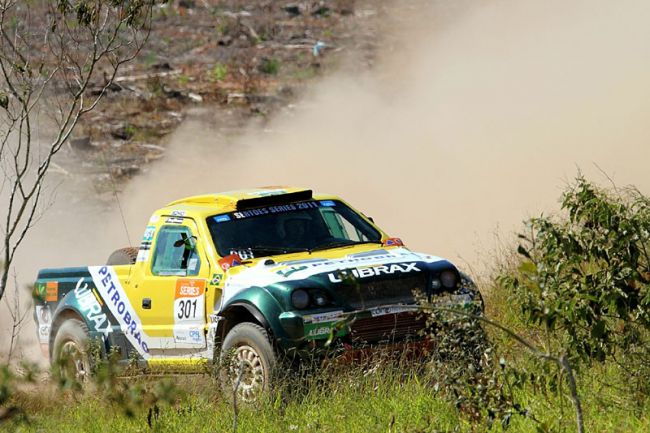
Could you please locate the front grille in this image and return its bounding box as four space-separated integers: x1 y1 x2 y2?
338 274 427 310
349 311 428 344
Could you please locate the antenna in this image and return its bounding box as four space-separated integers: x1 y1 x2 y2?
100 150 133 248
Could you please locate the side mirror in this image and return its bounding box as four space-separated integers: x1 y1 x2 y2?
174 234 197 250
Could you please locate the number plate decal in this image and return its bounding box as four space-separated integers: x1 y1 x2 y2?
174 279 206 346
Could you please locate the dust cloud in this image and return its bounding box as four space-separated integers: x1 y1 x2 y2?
3 0 650 361
120 0 650 264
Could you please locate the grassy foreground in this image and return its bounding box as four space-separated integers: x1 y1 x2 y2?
6 356 649 433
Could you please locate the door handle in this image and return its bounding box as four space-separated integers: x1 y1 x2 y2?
142 298 152 309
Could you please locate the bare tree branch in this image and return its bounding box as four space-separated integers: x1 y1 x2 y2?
0 0 160 302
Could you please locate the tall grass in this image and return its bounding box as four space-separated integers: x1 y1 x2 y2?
4 344 649 433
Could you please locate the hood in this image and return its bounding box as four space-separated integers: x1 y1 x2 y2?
220 247 452 308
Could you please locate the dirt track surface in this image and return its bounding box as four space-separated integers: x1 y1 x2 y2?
59 0 383 197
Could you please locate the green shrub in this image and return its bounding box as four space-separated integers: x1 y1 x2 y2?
499 176 650 394
258 58 279 75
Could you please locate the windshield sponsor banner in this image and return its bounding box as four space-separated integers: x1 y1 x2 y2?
173 279 206 346
213 200 337 224
227 200 327 221
89 266 152 358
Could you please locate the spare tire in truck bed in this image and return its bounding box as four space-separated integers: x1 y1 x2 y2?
106 247 139 265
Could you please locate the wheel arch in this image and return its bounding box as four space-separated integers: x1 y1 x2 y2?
49 307 86 360
216 301 271 347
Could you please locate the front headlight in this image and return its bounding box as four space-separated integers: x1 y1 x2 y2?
291 289 310 309
312 290 329 307
440 270 458 289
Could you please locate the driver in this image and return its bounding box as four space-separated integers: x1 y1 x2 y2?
278 214 312 247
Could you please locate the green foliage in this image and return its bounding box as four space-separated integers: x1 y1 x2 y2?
50 340 180 421
419 293 534 430
7 361 650 433
209 63 228 82
258 58 280 75
500 176 650 365
0 363 38 425
0 92 8 110
56 0 168 28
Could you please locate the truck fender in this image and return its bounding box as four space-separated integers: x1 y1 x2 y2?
50 290 111 358
216 286 285 344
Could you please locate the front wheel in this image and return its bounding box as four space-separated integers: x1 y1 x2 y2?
219 322 277 403
51 319 92 383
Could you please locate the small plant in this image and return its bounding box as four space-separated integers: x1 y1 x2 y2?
177 74 191 85
258 58 280 75
209 63 228 82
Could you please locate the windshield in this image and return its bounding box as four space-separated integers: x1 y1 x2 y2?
207 200 382 258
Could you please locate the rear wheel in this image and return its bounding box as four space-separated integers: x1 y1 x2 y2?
52 319 92 383
219 322 276 403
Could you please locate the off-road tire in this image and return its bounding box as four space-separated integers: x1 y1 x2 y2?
219 322 277 403
107 247 139 266
52 319 92 383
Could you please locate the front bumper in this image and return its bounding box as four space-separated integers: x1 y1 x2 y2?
277 293 482 356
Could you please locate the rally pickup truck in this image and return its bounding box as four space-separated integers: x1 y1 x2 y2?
33 187 482 400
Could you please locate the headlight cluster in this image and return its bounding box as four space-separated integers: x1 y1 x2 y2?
291 289 330 309
431 269 459 290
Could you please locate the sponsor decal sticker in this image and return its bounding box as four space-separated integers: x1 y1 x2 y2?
209 273 223 286
89 266 152 357
304 310 344 324
74 278 112 337
33 282 46 302
137 225 156 262
214 214 231 223
219 254 242 271
35 306 52 344
142 226 156 243
45 281 58 302
383 237 404 247
165 216 184 224
327 262 420 283
370 306 413 317
276 265 308 278
174 279 206 346
170 210 186 217
304 310 346 340
136 249 150 263
304 321 347 340
306 326 333 338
